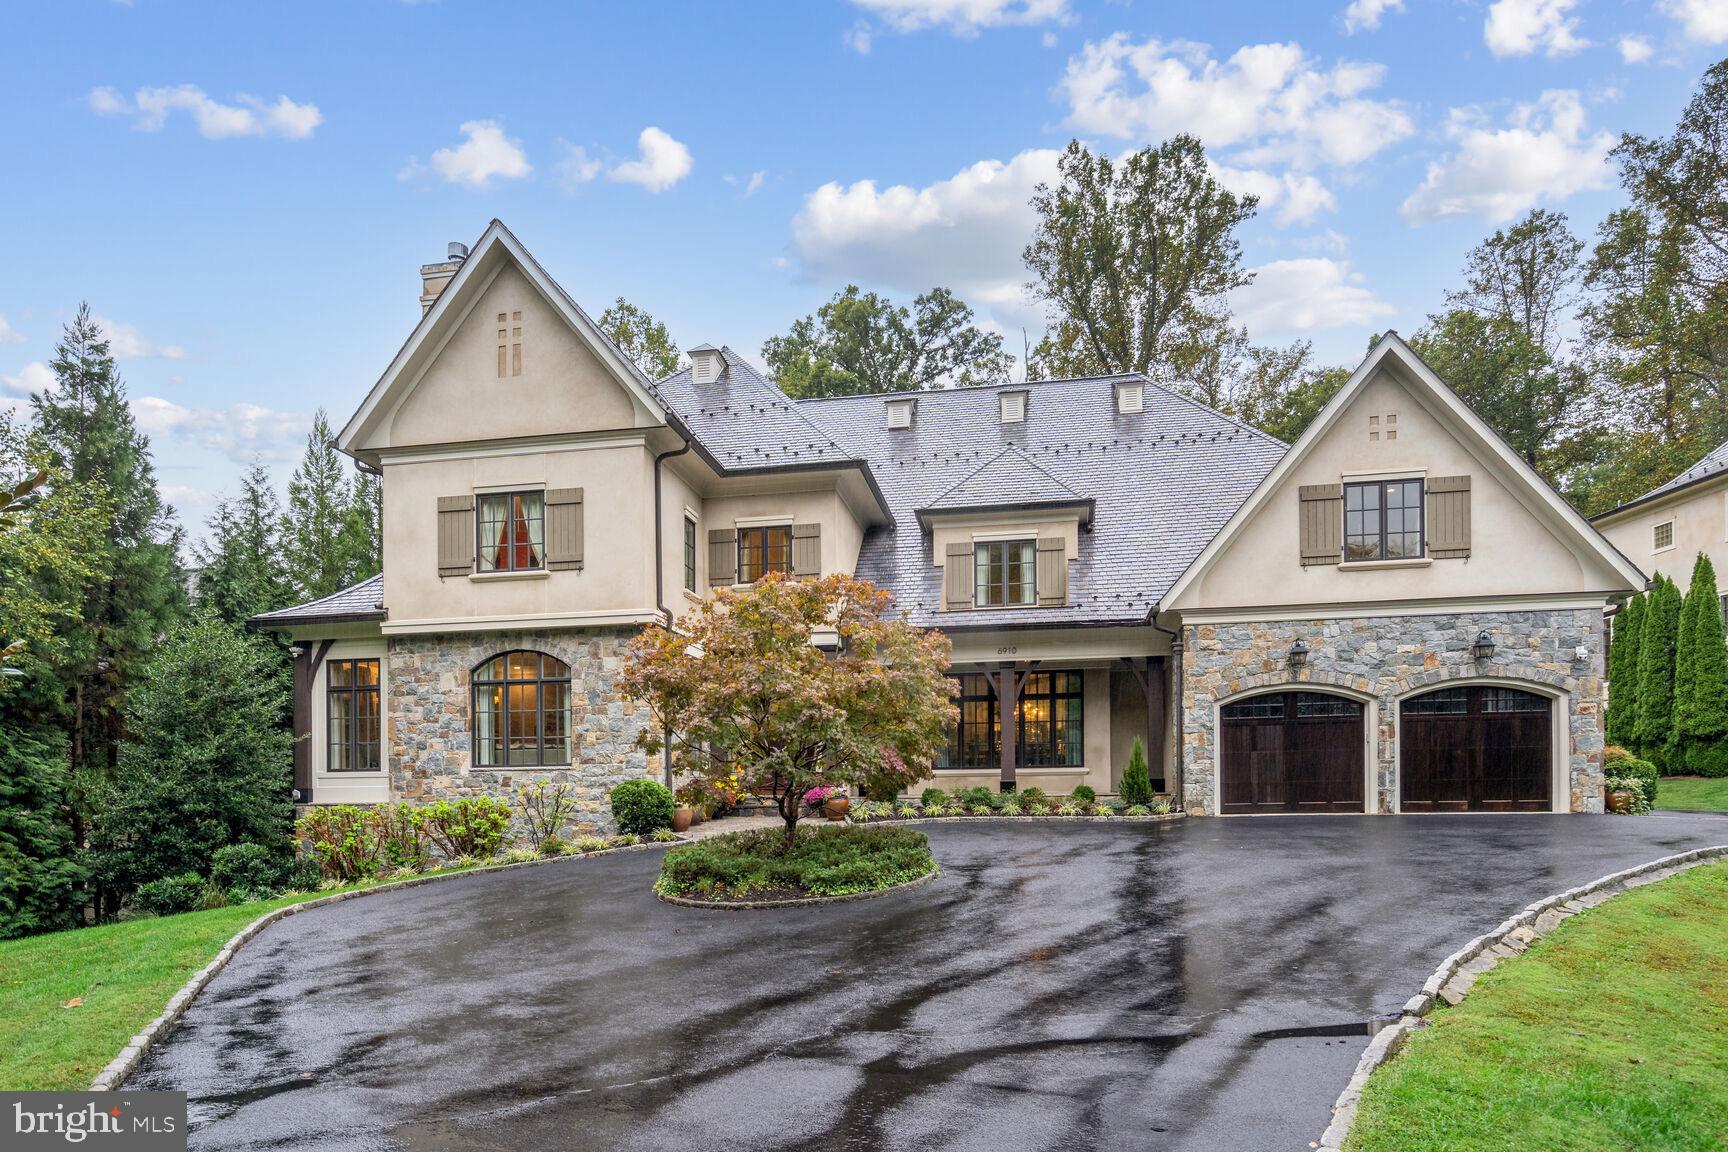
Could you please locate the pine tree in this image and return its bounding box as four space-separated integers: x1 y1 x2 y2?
1121 737 1154 805
30 304 185 833
1606 593 1644 748
196 461 294 626
1678 554 1728 776
339 468 381 586
283 410 355 600
1633 574 1683 770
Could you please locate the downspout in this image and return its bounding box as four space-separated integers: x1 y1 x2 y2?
1147 607 1184 812
653 434 692 789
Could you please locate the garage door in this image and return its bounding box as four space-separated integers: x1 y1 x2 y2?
1220 692 1365 814
1400 686 1552 812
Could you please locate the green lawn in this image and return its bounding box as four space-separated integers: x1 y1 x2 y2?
1655 775 1728 812
1347 861 1728 1151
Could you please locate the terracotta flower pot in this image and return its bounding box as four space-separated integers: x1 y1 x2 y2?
1606 790 1634 814
824 796 851 821
672 805 694 833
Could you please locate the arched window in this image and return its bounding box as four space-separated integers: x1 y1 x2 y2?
473 652 571 767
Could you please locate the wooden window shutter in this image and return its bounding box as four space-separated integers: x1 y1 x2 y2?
1036 539 1067 605
708 528 737 587
546 488 584 570
1427 475 1471 558
791 523 821 577
437 495 474 577
1299 483 1344 566
943 542 974 610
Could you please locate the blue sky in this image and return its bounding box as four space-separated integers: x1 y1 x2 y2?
1 0 1725 541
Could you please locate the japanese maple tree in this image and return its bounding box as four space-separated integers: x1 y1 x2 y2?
623 572 954 850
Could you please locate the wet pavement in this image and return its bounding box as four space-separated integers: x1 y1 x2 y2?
128 813 1728 1151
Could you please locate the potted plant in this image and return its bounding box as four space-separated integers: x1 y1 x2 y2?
803 784 851 821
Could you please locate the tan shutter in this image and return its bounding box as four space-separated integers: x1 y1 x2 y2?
708 528 737 587
791 523 821 577
943 542 974 610
546 488 584 570
1036 539 1067 605
1427 475 1471 558
437 495 474 577
1298 483 1344 566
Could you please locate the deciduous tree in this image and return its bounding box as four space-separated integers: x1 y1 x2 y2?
598 297 682 381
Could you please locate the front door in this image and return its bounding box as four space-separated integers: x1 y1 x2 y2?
1220 692 1365 814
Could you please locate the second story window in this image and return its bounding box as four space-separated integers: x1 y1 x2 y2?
683 515 698 592
738 525 791 583
1654 520 1674 550
478 491 544 572
975 539 1036 606
497 311 522 378
1345 479 1423 562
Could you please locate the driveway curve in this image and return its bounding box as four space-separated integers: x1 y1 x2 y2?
128 813 1728 1151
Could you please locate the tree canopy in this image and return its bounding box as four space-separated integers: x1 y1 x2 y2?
598 296 682 381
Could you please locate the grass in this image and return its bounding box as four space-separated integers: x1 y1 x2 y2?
1655 775 1728 812
656 823 936 900
1347 861 1728 1151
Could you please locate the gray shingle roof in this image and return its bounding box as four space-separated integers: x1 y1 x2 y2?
920 443 1090 521
651 349 860 473
799 376 1288 628
1642 440 1728 503
252 574 385 627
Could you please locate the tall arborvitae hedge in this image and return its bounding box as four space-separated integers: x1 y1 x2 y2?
1606 592 1644 748
1677 554 1728 777
1633 574 1683 771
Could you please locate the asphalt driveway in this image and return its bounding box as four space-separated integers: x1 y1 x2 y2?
128 813 1728 1151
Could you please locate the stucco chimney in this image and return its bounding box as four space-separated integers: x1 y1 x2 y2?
419 242 468 315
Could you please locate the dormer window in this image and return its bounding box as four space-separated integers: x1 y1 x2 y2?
1116 381 1144 414
689 345 724 384
1000 390 1027 424
497 312 522 378
886 396 916 430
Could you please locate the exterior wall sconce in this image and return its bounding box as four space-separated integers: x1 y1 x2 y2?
1287 638 1310 668
1472 630 1496 661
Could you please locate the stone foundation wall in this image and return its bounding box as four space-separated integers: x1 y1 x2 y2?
385 628 654 834
1180 608 1606 816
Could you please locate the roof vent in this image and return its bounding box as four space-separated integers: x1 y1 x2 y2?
688 344 724 384
447 241 469 263
1116 380 1144 414
999 390 1027 425
886 396 916 430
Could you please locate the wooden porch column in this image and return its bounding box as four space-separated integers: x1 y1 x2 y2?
984 661 1038 792
291 640 335 803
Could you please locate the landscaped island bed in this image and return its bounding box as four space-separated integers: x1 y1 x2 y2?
1346 861 1728 1151
655 825 937 904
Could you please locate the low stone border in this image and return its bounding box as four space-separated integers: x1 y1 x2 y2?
89 840 673 1092
1316 842 1728 1150
653 866 942 911
849 813 1185 827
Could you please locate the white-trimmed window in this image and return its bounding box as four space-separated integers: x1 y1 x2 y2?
683 514 698 592
326 659 381 772
1654 520 1675 551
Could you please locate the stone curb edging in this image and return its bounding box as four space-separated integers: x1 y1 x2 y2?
653 866 942 911
848 813 1186 827
87 840 674 1092
1316 843 1728 1150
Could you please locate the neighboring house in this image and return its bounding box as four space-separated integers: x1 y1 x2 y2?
255 220 1644 826
1593 442 1728 620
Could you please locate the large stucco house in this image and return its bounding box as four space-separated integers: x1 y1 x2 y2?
255 220 1646 827
1594 441 1728 614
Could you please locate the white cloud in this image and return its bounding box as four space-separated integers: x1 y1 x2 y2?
851 0 1071 35
1230 258 1395 338
92 315 187 360
845 22 874 53
553 141 602 190
607 127 693 193
1343 0 1404 34
1618 34 1655 63
130 397 308 463
1059 36 1415 171
0 315 23 345
1212 165 1337 225
727 170 768 196
88 84 322 139
792 148 1060 327
1 362 55 397
415 119 532 188
1400 90 1613 225
1483 0 1588 58
1659 0 1728 43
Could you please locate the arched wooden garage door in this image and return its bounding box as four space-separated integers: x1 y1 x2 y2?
1400 686 1553 812
1220 692 1365 814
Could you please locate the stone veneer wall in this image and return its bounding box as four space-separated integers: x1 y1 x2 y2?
386 628 654 834
1180 608 1606 816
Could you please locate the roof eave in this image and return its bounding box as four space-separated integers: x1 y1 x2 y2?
914 498 1095 531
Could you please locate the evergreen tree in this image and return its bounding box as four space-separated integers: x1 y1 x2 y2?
1606 593 1644 748
0 726 84 938
340 468 382 586
1677 554 1728 777
1121 737 1154 806
196 461 294 626
1633 574 1683 770
283 410 355 600
30 304 185 830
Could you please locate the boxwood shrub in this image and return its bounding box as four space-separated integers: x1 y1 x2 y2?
656 824 936 899
610 779 676 835
210 843 289 901
133 873 205 916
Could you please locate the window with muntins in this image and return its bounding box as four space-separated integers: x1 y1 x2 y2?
683 516 698 592
1344 479 1424 561
1654 521 1674 550
738 525 791 583
975 539 1037 607
326 659 381 772
473 652 571 767
937 671 1084 770
477 491 545 572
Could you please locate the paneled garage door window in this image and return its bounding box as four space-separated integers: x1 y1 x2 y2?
1400 685 1551 812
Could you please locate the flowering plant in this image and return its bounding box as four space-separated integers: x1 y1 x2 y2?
803 784 849 808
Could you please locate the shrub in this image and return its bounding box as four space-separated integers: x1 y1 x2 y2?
1123 804 1152 817
656 824 935 899
1605 775 1652 815
296 806 384 883
415 797 513 859
198 881 229 910
925 804 950 818
1612 757 1659 808
920 787 949 809
962 786 997 809
610 779 676 835
284 856 323 892
1603 745 1634 764
1057 803 1082 816
133 873 205 916
513 780 576 852
967 803 993 816
1016 787 1048 813
210 843 288 902
611 834 641 848
1069 784 1097 805
376 804 430 872
1121 737 1155 806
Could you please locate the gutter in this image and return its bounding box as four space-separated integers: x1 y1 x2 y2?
653 432 693 792
1145 606 1184 811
